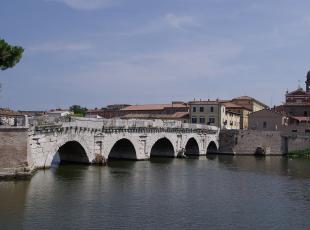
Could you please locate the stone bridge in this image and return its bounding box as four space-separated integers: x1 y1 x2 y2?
29 118 219 168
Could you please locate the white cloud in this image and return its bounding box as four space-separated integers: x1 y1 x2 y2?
60 40 246 103
28 41 93 52
163 13 196 29
47 0 115 10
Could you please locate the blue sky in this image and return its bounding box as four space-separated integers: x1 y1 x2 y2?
1 0 310 110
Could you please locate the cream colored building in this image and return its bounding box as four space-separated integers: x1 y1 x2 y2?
231 96 268 129
189 100 240 129
232 96 268 112
222 102 252 130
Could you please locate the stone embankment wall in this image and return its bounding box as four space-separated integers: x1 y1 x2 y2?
219 130 284 155
0 128 29 168
286 135 310 152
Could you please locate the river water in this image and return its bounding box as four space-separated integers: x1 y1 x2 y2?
0 156 310 230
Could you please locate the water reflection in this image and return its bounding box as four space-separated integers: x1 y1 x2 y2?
211 155 310 179
0 156 309 230
0 181 30 229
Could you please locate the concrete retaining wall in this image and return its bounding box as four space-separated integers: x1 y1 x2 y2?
287 135 310 152
0 128 29 168
219 130 284 155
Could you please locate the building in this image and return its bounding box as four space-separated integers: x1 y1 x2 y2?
19 110 46 117
120 102 188 115
232 96 269 112
248 108 310 135
0 108 25 126
229 96 268 129
278 71 310 117
47 109 73 118
189 100 240 129
248 109 290 131
222 102 252 130
121 112 189 123
86 102 189 121
86 104 130 119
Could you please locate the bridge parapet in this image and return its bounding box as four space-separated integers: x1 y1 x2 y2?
65 117 218 130
32 117 219 135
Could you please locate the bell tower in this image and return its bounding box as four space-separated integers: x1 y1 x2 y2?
306 71 310 93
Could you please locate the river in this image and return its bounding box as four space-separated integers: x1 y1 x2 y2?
0 156 310 230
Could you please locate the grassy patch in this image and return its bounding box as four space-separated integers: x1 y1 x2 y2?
288 149 310 158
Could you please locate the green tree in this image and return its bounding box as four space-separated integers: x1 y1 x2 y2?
0 39 24 70
69 105 88 117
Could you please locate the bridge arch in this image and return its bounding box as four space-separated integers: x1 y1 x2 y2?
184 137 200 156
150 137 175 157
206 141 219 154
108 138 137 160
54 141 90 164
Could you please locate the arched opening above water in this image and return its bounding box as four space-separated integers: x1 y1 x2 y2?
150 138 175 157
185 138 200 156
52 141 89 165
207 141 218 154
108 139 137 160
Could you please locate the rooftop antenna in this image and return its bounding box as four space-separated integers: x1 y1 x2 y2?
298 80 301 89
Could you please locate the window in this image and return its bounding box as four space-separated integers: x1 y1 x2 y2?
199 117 205 124
208 117 215 124
200 107 204 112
263 121 267 129
304 111 308 116
193 107 196 112
210 107 214 112
192 117 197 123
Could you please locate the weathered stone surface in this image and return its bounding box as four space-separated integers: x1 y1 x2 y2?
219 130 284 155
0 128 29 168
219 130 310 155
28 120 220 168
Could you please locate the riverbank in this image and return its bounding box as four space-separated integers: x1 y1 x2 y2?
0 167 36 180
288 149 310 158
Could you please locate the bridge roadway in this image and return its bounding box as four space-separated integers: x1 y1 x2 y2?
29 118 220 168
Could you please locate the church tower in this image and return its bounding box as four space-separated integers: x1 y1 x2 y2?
306 71 310 93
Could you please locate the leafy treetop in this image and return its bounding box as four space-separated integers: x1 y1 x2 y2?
0 39 24 70
69 105 88 117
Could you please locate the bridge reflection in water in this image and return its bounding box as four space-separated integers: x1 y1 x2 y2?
1 156 310 229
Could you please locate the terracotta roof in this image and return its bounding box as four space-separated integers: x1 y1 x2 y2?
249 108 288 117
232 96 268 108
0 109 23 116
222 102 251 111
121 112 189 120
291 116 310 122
48 110 71 114
233 96 254 100
284 103 310 106
121 103 188 111
189 100 221 105
286 88 310 96
274 105 285 112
